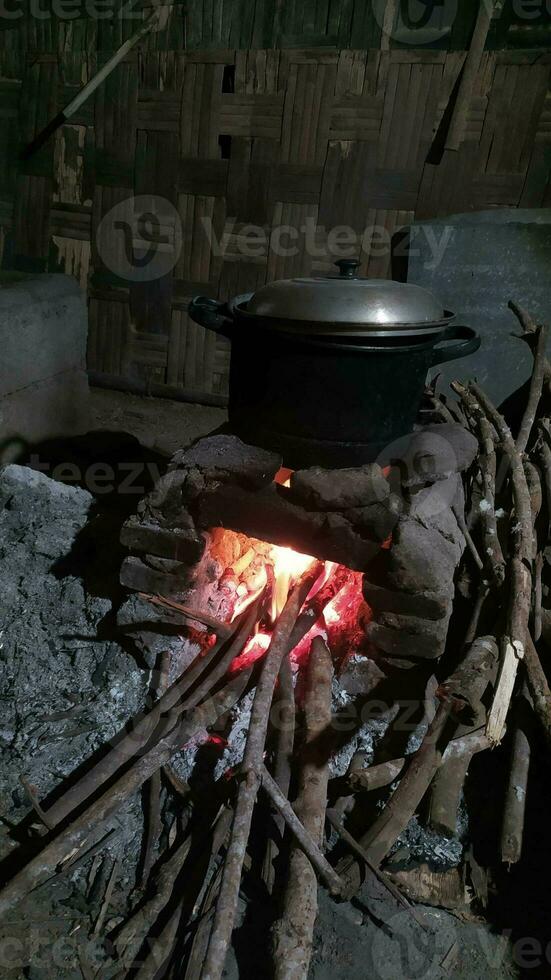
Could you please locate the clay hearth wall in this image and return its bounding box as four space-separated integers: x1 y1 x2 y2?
0 5 550 401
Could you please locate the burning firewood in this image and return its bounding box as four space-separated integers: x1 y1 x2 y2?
201 563 323 980
271 636 334 980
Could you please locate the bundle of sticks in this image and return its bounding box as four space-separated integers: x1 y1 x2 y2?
1 299 551 980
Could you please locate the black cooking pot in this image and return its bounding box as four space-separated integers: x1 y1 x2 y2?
189 261 480 468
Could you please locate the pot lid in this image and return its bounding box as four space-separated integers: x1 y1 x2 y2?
243 259 452 335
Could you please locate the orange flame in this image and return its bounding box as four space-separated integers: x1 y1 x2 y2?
269 545 317 620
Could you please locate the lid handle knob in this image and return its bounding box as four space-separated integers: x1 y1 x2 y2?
335 258 360 279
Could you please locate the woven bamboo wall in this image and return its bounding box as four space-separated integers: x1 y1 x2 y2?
1 11 550 401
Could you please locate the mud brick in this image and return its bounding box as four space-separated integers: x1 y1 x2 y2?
362 580 451 622
342 496 402 542
143 469 203 521
120 556 193 596
365 518 461 596
366 619 447 660
197 483 379 571
120 516 205 564
289 463 389 510
170 434 282 489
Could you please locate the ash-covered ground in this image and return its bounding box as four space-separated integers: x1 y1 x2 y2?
0 463 521 979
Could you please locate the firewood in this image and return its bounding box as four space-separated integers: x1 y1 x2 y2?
132 806 234 979
533 552 544 642
140 650 171 889
508 300 551 393
41 601 260 828
262 649 296 894
349 729 492 804
261 766 342 899
0 671 254 917
337 635 498 897
115 836 192 961
486 635 524 746
438 636 498 725
500 692 531 866
272 636 334 980
92 857 119 937
468 382 533 564
515 325 548 455
478 415 506 586
325 809 414 915
201 563 323 980
428 730 493 837
524 633 551 750
337 702 452 898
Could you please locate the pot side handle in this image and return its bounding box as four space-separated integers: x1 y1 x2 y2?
188 296 234 337
430 325 481 366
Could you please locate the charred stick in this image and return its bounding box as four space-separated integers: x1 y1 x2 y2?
516 325 548 455
500 692 531 866
428 731 493 837
202 563 323 980
0 671 252 917
272 637 334 980
139 592 234 639
262 649 296 894
261 766 342 898
41 601 259 828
